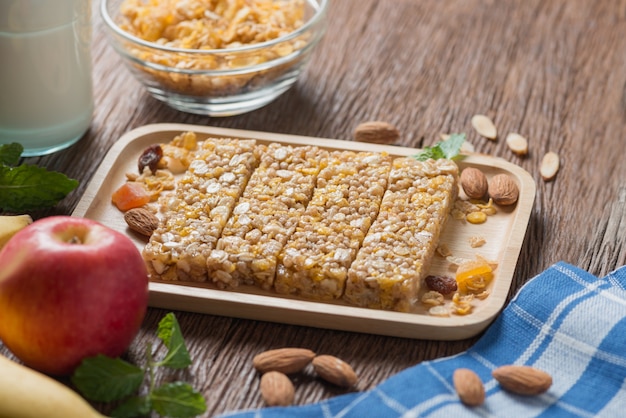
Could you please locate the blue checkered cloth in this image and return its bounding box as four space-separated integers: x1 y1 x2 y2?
219 262 626 418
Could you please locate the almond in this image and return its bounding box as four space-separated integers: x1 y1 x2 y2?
312 355 358 388
453 368 485 406
488 173 519 206
471 114 497 140
460 167 488 199
124 207 159 237
253 348 316 374
506 133 528 156
540 151 560 181
492 365 552 395
260 371 294 406
354 121 400 144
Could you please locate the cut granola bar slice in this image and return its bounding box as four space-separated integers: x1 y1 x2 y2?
207 143 328 290
274 151 391 300
343 157 458 312
143 137 261 282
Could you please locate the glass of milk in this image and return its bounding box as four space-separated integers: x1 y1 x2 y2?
0 0 93 156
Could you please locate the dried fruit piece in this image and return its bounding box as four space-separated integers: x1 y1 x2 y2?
456 258 493 293
453 368 485 406
138 144 163 174
353 121 400 144
111 182 151 211
312 355 358 388
253 348 316 374
505 133 528 156
460 167 488 199
492 365 552 395
471 115 497 140
540 152 560 181
489 174 519 206
260 371 295 406
425 275 457 295
124 208 159 237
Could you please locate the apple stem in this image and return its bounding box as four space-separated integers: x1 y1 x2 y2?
69 235 82 244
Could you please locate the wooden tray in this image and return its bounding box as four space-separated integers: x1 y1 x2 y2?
73 123 535 340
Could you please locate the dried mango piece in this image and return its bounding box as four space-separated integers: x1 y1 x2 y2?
455 258 493 293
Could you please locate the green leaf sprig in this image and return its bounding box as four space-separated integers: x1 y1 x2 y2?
0 143 79 212
72 313 207 418
412 133 466 161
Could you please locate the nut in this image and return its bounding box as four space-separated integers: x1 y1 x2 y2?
460 167 488 199
312 355 358 388
353 121 400 144
260 371 295 406
471 114 497 140
488 174 519 206
453 368 485 406
253 348 316 374
540 151 560 181
492 365 552 395
505 133 528 156
124 208 159 237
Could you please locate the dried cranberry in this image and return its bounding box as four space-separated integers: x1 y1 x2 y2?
425 275 457 295
138 144 163 174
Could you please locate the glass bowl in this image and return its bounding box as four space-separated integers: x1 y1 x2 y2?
101 0 328 116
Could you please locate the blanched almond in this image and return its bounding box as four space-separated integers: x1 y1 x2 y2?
471 115 497 140
506 133 528 156
540 152 560 181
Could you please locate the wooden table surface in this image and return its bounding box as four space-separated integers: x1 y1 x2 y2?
3 0 626 416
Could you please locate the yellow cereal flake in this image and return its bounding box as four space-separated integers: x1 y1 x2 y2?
469 235 486 248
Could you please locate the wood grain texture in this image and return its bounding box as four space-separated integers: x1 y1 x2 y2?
3 0 626 416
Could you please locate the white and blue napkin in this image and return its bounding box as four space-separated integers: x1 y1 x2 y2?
219 262 626 417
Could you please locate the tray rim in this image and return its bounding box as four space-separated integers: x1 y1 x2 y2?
73 122 536 340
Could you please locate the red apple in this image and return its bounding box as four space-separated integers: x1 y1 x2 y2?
0 216 149 376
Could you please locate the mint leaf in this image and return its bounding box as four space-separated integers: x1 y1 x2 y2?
72 355 144 402
111 395 152 418
413 133 466 161
150 382 207 418
0 143 23 166
157 312 192 369
438 133 466 159
0 164 79 211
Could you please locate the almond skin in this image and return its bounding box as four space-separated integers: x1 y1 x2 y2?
354 121 400 144
253 348 316 374
492 365 552 395
453 368 485 406
312 355 358 388
124 207 159 237
260 371 294 406
460 167 488 199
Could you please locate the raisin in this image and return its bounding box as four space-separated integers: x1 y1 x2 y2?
425 275 457 295
138 144 163 174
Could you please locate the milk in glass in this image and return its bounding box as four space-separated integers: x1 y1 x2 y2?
0 0 93 156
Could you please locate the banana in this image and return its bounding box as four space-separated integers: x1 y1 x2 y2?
0 354 107 418
0 215 33 250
